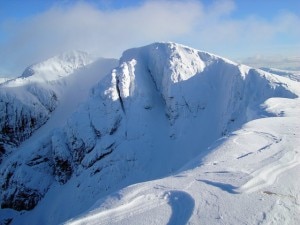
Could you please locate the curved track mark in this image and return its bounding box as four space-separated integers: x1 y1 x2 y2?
237 150 300 193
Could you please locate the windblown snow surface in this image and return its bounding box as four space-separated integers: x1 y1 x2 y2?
1 43 300 225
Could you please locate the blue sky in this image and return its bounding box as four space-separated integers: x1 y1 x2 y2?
0 0 299 20
0 0 299 76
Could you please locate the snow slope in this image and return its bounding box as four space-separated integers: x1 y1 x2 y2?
67 78 300 225
1 42 299 225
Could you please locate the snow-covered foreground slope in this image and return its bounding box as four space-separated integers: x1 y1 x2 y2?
1 43 299 225
66 84 300 225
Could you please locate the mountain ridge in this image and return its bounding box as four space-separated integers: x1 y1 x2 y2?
0 42 299 225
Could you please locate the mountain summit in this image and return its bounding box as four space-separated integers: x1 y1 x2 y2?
1 42 299 225
20 50 96 79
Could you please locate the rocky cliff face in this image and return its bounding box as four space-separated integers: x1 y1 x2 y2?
0 43 297 218
0 86 57 148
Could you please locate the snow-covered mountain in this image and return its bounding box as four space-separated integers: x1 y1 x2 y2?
1 43 299 225
260 67 300 82
0 78 11 84
0 50 117 147
20 50 96 80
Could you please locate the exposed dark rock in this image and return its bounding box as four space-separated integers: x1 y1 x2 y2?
116 78 125 114
86 148 114 169
53 158 73 184
0 144 5 163
26 155 50 167
73 143 86 164
109 117 122 135
51 132 74 184
1 187 42 211
0 99 50 146
0 218 13 225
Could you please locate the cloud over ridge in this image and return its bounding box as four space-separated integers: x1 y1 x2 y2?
0 0 299 76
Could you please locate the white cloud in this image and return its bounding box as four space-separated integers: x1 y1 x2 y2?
0 0 299 76
0 0 203 75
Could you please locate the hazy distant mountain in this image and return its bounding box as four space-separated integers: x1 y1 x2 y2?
260 67 300 82
0 77 11 84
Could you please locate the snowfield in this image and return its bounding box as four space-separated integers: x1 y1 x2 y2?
0 42 299 225
65 79 300 225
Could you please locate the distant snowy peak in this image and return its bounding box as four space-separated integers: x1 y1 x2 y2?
20 50 96 80
0 50 111 148
260 67 300 82
0 77 11 84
